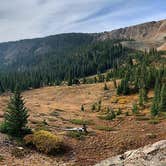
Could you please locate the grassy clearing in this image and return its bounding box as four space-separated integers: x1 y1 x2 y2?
70 119 94 125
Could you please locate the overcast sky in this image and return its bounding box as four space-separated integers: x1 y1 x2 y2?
0 0 166 42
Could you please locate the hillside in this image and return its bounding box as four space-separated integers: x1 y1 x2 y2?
99 19 166 50
0 19 165 70
0 19 165 92
0 33 94 69
0 18 165 166
0 83 165 165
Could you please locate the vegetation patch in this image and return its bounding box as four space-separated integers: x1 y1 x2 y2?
98 108 116 121
35 120 50 131
67 131 87 140
0 155 4 162
135 116 150 121
149 118 160 124
50 111 60 117
70 119 93 125
24 130 63 155
110 97 118 103
96 125 114 131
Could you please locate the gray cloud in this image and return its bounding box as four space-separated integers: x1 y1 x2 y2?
0 0 165 42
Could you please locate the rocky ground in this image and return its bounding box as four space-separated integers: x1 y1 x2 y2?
0 133 69 166
95 140 166 166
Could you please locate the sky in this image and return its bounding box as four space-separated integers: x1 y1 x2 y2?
0 0 166 42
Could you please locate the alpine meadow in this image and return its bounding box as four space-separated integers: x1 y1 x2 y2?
0 1 165 166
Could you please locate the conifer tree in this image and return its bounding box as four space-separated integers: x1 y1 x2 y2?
81 104 85 112
151 79 160 116
132 103 138 114
104 83 109 90
139 89 144 107
4 88 29 137
159 84 166 112
68 76 72 86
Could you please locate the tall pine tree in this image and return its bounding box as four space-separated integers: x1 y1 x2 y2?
4 88 30 137
159 84 166 112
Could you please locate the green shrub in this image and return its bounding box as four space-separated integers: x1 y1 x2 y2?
50 111 60 117
135 116 150 121
117 108 122 115
0 122 8 133
96 126 114 131
24 130 63 154
67 131 86 140
132 103 139 114
98 110 116 121
104 83 109 90
3 89 30 137
0 155 4 162
91 103 96 111
70 119 93 125
149 119 160 124
81 105 85 112
125 111 129 116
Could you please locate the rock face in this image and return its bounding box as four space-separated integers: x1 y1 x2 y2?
98 19 166 51
95 140 166 166
99 19 166 42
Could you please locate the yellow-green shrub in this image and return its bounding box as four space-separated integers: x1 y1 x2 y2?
24 130 63 154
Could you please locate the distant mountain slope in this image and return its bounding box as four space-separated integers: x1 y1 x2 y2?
99 19 166 50
0 19 165 68
0 33 94 69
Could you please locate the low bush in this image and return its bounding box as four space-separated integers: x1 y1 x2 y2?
67 131 87 140
24 130 63 155
110 97 118 103
70 119 93 125
0 122 8 133
50 111 60 117
116 108 122 115
132 103 139 114
91 103 96 111
135 116 150 121
96 126 114 131
99 109 116 121
149 118 160 124
0 155 4 162
125 111 130 116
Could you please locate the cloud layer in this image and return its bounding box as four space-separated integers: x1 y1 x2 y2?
0 0 165 42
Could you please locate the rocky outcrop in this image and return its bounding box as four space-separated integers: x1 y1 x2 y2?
95 140 166 166
99 19 166 42
98 19 166 50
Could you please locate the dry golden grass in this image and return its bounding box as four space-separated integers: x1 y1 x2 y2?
0 82 165 165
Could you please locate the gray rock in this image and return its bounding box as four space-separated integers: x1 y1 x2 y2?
95 140 166 166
